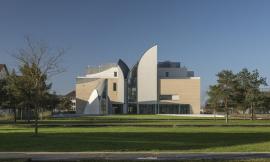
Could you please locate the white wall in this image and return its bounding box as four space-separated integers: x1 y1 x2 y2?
84 67 118 79
137 45 158 103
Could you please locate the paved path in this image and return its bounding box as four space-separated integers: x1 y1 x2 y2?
1 152 270 161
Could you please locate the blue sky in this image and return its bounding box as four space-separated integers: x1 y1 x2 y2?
1 0 270 103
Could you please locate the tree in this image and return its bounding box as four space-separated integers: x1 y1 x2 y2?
43 92 60 115
0 79 7 109
258 92 270 114
207 85 222 121
216 70 238 123
12 37 65 135
236 69 267 120
58 97 73 112
4 70 23 123
0 78 10 118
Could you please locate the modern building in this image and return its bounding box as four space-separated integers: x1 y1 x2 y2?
0 64 9 79
65 90 76 112
76 45 200 115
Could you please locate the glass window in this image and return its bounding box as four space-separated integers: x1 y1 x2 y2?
139 104 155 114
165 72 169 77
128 104 137 114
128 63 138 102
159 104 179 114
114 72 117 77
113 83 117 91
160 95 172 100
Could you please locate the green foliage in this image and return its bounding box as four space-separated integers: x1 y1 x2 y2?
0 78 8 108
208 68 268 122
236 68 267 119
208 70 238 123
207 85 222 116
58 96 73 112
3 37 65 134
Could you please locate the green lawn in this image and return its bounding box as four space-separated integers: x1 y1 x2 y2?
1 159 270 162
1 115 270 152
40 114 270 126
1 125 270 152
2 114 270 126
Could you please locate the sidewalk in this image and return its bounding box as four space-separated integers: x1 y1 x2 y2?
1 152 270 161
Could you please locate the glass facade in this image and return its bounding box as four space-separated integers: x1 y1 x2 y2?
128 104 137 114
139 104 156 114
112 104 123 114
127 63 138 103
159 104 190 114
180 104 191 114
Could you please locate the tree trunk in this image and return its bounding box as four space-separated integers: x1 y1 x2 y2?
40 108 43 121
251 103 254 120
34 106 38 136
226 112 228 123
27 106 30 123
214 108 216 121
13 107 17 124
20 108 23 120
225 99 229 124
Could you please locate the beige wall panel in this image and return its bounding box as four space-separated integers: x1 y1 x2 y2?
76 79 103 114
117 66 125 103
160 79 201 114
107 78 120 103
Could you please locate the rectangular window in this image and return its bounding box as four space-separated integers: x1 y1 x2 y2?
114 72 117 77
165 72 169 77
113 83 117 91
160 95 172 100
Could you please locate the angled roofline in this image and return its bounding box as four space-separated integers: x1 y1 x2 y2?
117 59 130 79
127 45 158 77
137 45 158 64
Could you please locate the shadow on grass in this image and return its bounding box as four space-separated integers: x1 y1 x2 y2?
0 131 270 152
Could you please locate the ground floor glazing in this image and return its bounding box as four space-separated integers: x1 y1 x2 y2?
112 103 191 114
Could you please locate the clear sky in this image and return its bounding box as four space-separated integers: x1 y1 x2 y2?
1 0 270 103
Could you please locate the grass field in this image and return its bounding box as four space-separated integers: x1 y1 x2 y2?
1 115 270 152
2 159 270 162
2 114 270 126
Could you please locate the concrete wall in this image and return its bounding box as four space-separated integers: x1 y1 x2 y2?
159 78 201 114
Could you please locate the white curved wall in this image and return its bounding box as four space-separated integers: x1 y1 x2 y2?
137 45 158 103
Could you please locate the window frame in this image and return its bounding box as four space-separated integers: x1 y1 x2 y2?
165 72 169 77
113 82 117 91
